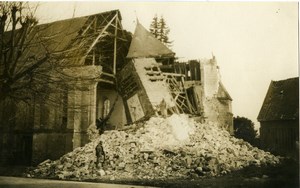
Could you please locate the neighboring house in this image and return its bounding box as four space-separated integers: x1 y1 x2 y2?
257 77 299 156
0 10 233 165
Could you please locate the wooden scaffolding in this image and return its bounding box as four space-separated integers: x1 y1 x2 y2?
163 72 197 114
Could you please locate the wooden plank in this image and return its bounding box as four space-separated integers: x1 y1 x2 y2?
82 13 118 64
81 17 96 36
182 63 189 81
195 61 200 81
189 61 196 80
162 72 185 77
184 89 196 114
98 79 114 85
101 72 115 78
92 18 97 65
113 14 118 75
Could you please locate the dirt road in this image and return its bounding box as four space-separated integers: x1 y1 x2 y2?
0 176 153 188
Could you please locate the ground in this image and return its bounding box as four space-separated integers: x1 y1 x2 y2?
0 158 298 188
0 177 144 188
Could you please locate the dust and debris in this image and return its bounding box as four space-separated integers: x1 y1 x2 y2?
28 114 280 180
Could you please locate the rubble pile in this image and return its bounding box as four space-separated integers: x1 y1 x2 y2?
29 114 280 180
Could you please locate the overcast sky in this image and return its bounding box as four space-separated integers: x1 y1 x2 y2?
34 2 298 129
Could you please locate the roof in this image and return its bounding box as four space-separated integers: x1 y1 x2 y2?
257 77 299 121
217 81 232 101
127 22 175 58
4 10 121 69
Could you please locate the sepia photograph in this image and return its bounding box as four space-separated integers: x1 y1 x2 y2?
0 1 298 187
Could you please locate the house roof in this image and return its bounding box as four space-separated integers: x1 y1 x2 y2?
127 22 175 58
257 77 299 121
4 10 121 69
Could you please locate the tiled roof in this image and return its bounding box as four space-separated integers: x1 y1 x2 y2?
257 77 299 121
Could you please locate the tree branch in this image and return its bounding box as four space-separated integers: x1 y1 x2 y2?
13 54 49 82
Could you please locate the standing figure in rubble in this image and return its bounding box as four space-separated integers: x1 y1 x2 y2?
160 99 168 118
94 117 107 168
95 141 105 168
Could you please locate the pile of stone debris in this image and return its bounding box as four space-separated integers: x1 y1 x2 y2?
28 114 280 180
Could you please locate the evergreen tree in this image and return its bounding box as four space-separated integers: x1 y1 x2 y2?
149 14 159 38
149 15 172 47
158 16 171 46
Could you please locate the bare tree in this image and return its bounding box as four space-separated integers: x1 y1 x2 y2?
0 2 41 101
0 2 109 103
0 1 101 134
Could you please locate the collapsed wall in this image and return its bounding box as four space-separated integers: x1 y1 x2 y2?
29 114 279 180
200 57 234 134
133 58 176 109
117 58 177 123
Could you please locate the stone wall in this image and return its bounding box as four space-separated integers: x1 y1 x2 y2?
31 132 73 165
117 61 155 123
31 65 100 163
199 57 233 134
201 57 220 99
64 66 100 149
0 100 34 165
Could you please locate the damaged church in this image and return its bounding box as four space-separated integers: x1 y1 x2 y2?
0 10 233 165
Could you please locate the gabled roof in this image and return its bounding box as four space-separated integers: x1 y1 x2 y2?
3 10 121 68
127 22 175 58
257 77 299 121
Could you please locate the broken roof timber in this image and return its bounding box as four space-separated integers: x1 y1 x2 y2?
81 13 118 64
3 10 123 69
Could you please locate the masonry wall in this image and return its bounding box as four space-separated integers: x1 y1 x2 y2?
67 82 97 148
117 61 155 123
0 98 63 165
202 58 220 98
215 99 233 134
0 100 34 165
31 132 73 164
200 58 233 134
0 65 102 165
201 98 233 134
31 90 72 164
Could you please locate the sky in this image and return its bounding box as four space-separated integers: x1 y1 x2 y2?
34 2 298 129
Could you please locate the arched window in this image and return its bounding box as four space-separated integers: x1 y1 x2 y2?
103 98 110 118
